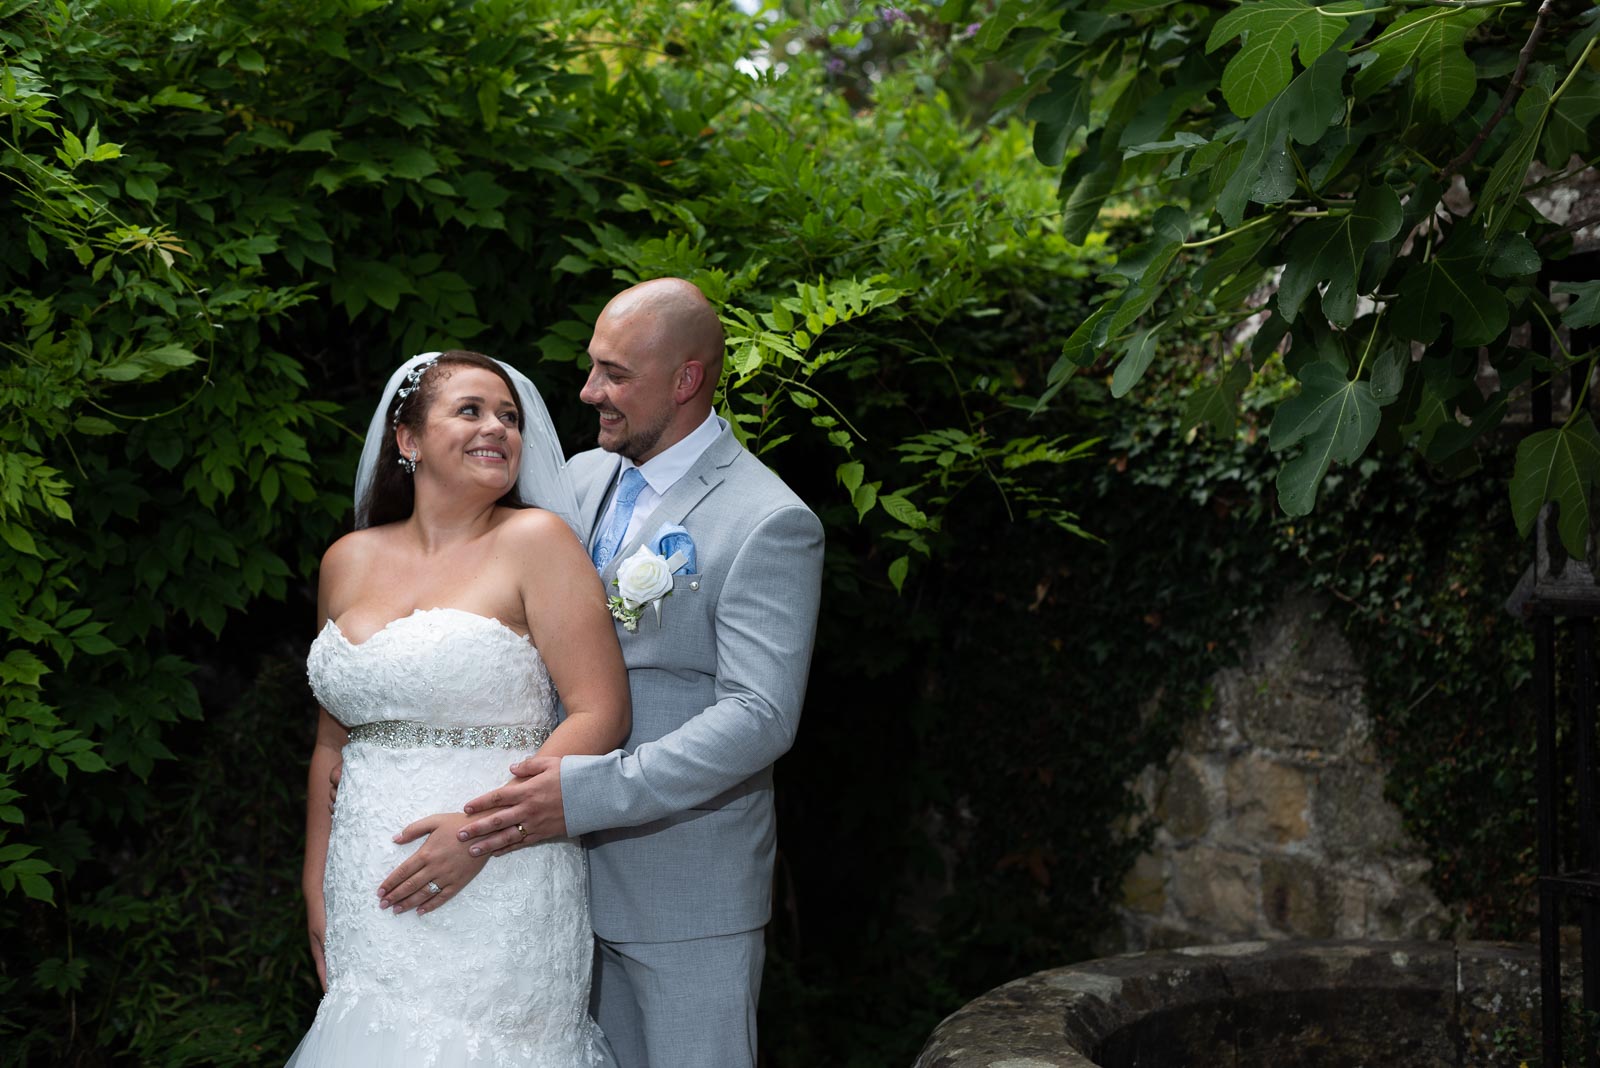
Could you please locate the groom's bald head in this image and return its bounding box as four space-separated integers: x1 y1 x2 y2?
581 278 725 462
600 279 724 383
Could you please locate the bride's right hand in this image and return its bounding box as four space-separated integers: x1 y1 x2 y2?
379 812 492 916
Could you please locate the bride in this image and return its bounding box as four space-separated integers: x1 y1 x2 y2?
287 351 628 1066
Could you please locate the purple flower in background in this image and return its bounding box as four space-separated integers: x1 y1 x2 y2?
826 56 846 75
959 22 981 39
878 6 909 23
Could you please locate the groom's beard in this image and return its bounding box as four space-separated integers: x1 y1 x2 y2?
599 406 670 461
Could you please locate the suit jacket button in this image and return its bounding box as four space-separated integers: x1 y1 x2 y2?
689 581 699 591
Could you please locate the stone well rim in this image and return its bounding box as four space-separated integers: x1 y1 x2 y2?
913 938 1537 1068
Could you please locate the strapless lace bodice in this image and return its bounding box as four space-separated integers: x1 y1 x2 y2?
308 608 555 731
290 608 606 1068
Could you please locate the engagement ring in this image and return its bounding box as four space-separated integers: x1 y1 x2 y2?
425 881 441 895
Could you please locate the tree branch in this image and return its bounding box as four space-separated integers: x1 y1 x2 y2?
1437 0 1554 182
1536 213 1600 246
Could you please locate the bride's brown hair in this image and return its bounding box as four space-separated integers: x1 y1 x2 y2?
359 351 528 528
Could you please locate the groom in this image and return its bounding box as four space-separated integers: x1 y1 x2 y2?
459 277 825 1067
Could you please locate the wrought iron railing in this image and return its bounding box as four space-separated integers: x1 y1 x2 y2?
1511 313 1600 1068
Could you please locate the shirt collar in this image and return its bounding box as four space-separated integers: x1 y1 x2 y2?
621 411 725 495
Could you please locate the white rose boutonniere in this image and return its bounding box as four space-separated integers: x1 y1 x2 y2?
608 544 688 632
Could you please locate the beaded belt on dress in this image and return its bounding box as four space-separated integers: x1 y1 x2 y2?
347 720 551 750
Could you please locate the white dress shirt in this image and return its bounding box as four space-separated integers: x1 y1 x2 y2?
595 411 725 551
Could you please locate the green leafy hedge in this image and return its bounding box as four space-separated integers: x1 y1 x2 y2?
0 0 1113 1060
0 2 1544 1064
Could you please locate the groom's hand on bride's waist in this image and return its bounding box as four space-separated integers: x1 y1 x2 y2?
458 755 566 856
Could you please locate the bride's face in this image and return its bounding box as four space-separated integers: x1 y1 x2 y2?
402 367 523 496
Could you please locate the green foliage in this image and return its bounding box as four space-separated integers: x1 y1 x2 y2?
1208 0 1363 117
0 0 1111 1061
0 2 337 924
0 654 315 1064
545 28 1112 584
1511 414 1600 556
1494 995 1599 1068
1268 359 1383 514
1277 184 1403 326
1356 7 1489 123
971 0 1600 546
0 2 1543 1064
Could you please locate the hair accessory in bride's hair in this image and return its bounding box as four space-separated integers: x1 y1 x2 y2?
391 356 439 428
354 352 582 533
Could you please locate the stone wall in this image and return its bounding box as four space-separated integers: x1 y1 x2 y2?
1115 594 1450 950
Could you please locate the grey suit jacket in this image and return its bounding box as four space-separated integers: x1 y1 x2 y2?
559 427 825 943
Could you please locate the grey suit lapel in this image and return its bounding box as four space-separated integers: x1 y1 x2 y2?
582 453 623 550
598 430 739 582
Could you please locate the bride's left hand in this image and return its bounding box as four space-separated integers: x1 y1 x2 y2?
378 812 491 916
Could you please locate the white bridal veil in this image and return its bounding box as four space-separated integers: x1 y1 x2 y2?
351 352 583 536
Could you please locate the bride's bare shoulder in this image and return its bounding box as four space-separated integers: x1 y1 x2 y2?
493 507 579 546
319 526 400 585
317 527 409 619
492 508 590 575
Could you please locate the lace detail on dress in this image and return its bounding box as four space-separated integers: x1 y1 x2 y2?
306 607 556 731
289 608 607 1068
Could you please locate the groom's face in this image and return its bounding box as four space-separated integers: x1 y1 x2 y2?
582 316 677 463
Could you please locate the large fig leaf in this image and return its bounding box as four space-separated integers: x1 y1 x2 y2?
1216 48 1347 226
1510 415 1600 559
1352 7 1489 121
1028 69 1092 167
1557 281 1600 329
1182 361 1254 439
1269 360 1381 515
1391 227 1508 346
1543 69 1600 167
1208 0 1365 117
1277 183 1403 326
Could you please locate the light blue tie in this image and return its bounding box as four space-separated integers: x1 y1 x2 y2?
592 467 647 571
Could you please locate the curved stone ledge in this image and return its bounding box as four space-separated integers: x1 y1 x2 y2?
914 940 1537 1068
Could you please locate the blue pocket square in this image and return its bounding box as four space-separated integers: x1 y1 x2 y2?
650 524 697 575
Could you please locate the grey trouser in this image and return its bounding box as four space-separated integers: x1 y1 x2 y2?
590 929 764 1068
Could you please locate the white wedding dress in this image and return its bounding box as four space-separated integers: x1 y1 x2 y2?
287 607 610 1067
